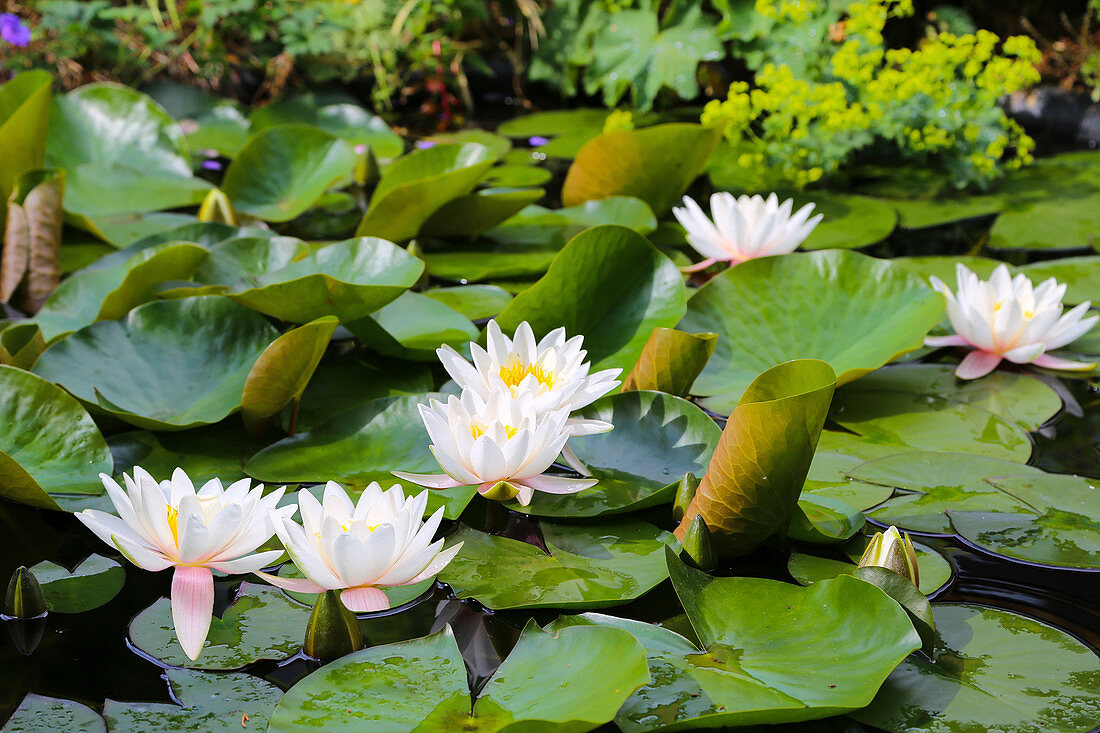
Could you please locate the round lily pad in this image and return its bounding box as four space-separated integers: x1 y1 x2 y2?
34 297 278 431
485 197 657 249
30 554 124 613
853 603 1100 732
248 92 403 159
507 391 721 518
682 251 944 413
422 285 512 320
4 694 105 733
439 520 675 610
107 426 258 486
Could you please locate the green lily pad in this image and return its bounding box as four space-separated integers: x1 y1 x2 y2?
223 237 423 324
563 124 723 214
249 92 404 159
485 196 657 248
682 251 944 413
793 191 897 250
130 582 310 670
422 285 512 320
61 164 212 219
591 552 920 731
103 668 282 732
803 452 895 510
506 391 721 518
482 164 552 187
496 109 610 158
71 212 198 249
856 168 1003 229
267 622 649 732
439 520 675 610
29 554 124 613
34 297 278 431
0 365 112 510
789 494 864 544
221 124 357 222
892 256 1004 287
788 538 954 596
494 225 686 372
346 291 478 360
1017 256 1100 305
423 249 560 282
425 129 512 158
186 234 309 288
108 426 260 485
420 188 545 238
184 105 250 158
3 694 105 733
0 71 52 227
853 603 1100 732
621 328 717 396
949 473 1100 570
357 143 497 242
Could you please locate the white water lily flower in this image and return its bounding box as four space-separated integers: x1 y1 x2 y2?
257 482 460 613
672 192 823 270
75 468 291 660
437 320 621 438
394 386 597 505
926 263 1097 379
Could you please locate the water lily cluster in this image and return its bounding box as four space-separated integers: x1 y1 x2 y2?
396 320 621 506
76 470 459 660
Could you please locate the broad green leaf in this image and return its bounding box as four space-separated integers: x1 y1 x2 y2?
481 164 551 187
681 251 944 413
129 582 310 670
426 129 512 158
423 285 512 320
494 225 686 372
496 109 610 158
803 451 895 510
249 92 404 159
188 234 309 287
421 187 544 238
0 71 52 226
1017 256 1100 305
853 604 1100 732
34 297 278 431
676 360 836 556
439 520 675 610
621 327 717 396
788 537 954 596
788 493 863 544
563 124 723 214
223 237 423 324
357 143 496 241
240 316 338 436
67 211 197 249
423 249 559 282
268 623 649 733
90 221 242 267
103 669 282 732
222 124 357 222
3 694 105 733
485 196 657 248
988 151 1100 250
851 566 936 653
0 365 112 510
108 426 261 486
792 191 897 250
29 554 124 613
892 255 1003 287
508 391 720 518
346 290 478 360
646 552 920 730
1 168 64 314
61 164 211 218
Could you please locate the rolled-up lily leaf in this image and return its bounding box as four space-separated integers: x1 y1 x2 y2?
675 359 836 556
1 168 64 314
621 327 717 397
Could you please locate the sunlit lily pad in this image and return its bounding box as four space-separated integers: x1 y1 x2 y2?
423 285 512 320
0 365 112 510
4 694 104 733
130 582 310 670
494 225 686 372
346 291 478 360
853 603 1100 732
485 196 657 249
267 622 649 732
61 164 212 219
34 297 278 431
30 554 124 613
249 92 403 158
439 520 675 610
507 391 721 517
802 451 895 510
681 251 944 413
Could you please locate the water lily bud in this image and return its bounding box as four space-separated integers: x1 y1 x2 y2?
3 566 47 619
304 589 363 662
197 188 237 226
680 515 716 572
858 526 920 587
672 473 699 523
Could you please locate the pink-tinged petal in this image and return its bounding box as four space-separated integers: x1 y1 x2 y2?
253 570 327 594
521 474 599 495
391 472 465 489
1030 353 1098 371
513 484 535 506
208 550 285 574
955 351 1002 380
340 586 390 613
924 334 971 348
171 566 214 661
679 257 722 273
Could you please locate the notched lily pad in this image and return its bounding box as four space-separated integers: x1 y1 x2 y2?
30 554 124 613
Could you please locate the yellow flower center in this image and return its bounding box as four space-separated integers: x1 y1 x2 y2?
470 423 518 440
166 505 180 546
499 359 555 391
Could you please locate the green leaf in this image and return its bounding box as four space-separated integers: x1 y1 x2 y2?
130 582 310 670
485 196 658 248
802 451 895 510
563 124 723 214
222 124 357 222
422 285 513 320
1017 256 1100 305
103 668 282 732
439 520 675 610
34 297 278 431
420 187 545 238
621 327 717 396
346 290 478 360
357 143 497 241
851 566 936 654
988 151 1100 250
681 251 944 413
67 212 197 250
788 537 954 596
108 426 261 486
630 551 921 730
223 237 423 324
61 164 211 218
0 365 112 510
508 391 721 518
240 316 338 436
268 623 649 732
0 322 46 370
3 694 105 733
29 554 124 613
0 71 53 227
794 191 898 250
249 92 404 159
676 360 836 556
789 493 864 544
496 109 610 158
494 225 686 372
853 604 1100 732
